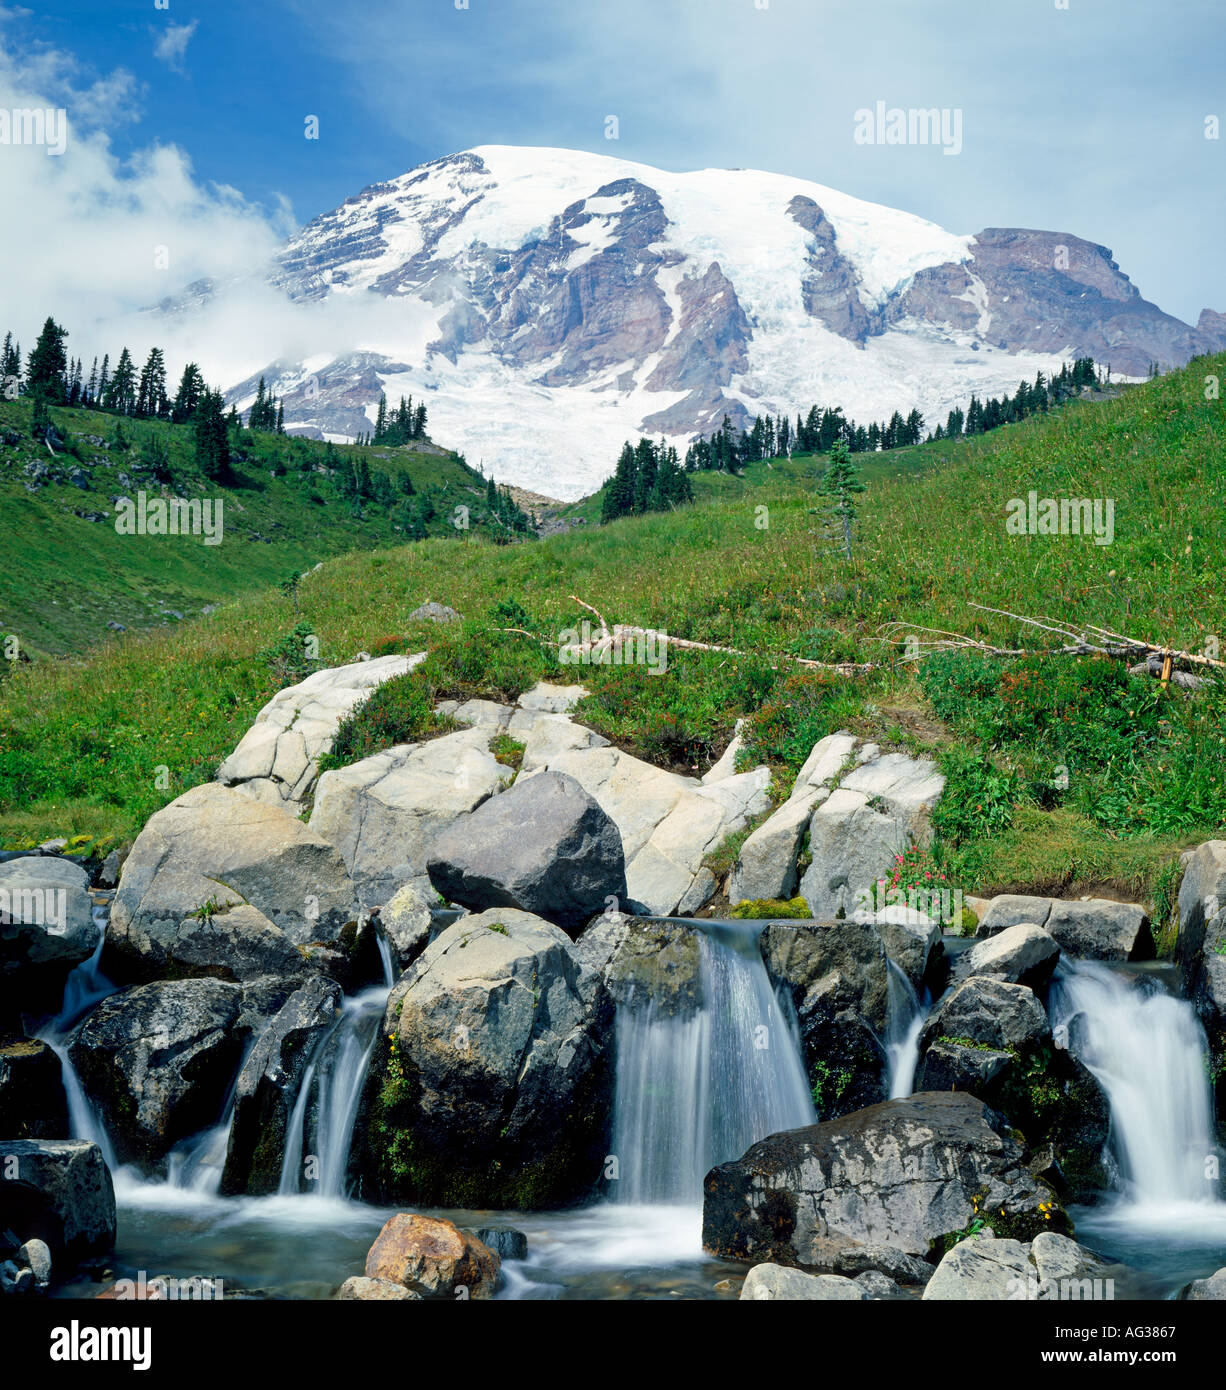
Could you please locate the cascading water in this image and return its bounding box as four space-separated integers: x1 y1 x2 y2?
1050 959 1220 1210
36 904 120 1168
610 920 814 1207
884 959 929 1100
278 933 396 1199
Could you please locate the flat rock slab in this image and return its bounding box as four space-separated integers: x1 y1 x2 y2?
217 653 425 807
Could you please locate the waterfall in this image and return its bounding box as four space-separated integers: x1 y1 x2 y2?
1050 959 1220 1209
610 921 814 1205
37 905 119 1167
884 960 929 1100
278 932 397 1199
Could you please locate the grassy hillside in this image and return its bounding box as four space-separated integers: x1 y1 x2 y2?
0 398 501 655
2 356 1223 920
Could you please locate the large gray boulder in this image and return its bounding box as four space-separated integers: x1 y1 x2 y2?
955 923 1060 990
1045 900 1153 961
0 1037 69 1140
221 976 344 1195
976 893 1152 960
728 732 854 904
531 744 771 917
216 653 426 807
923 1231 1121 1301
574 911 703 1016
427 771 627 932
921 976 1050 1053
107 783 358 984
1177 842 1226 1107
862 905 944 986
0 1140 115 1267
310 727 511 907
740 1264 865 1300
0 857 97 1007
361 909 613 1208
800 746 945 920
69 978 244 1166
702 1091 1061 1262
764 918 890 1117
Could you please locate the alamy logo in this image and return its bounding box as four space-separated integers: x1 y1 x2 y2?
0 107 68 156
1007 1275 1115 1301
558 622 669 676
114 491 224 546
1006 491 1114 546
0 885 67 932
49 1321 151 1370
854 101 963 155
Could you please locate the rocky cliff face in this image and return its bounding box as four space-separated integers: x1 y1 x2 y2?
206 145 1222 498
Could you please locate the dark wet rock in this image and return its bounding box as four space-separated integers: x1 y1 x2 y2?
69 979 243 1166
0 1140 115 1268
702 1091 1064 1262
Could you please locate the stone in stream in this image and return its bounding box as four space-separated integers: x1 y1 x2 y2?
0 856 98 1011
860 904 944 987
362 909 613 1209
364 1214 500 1300
740 1264 866 1300
107 782 359 984
427 770 627 932
336 1275 422 1301
0 1140 115 1268
1176 841 1226 1109
1179 1266 1226 1300
0 1036 69 1139
953 923 1060 990
69 978 244 1166
221 975 344 1196
702 1091 1064 1263
923 1231 1123 1300
574 911 703 1017
920 975 1050 1054
833 1242 935 1286
475 1226 529 1261
762 918 890 1118
976 893 1152 961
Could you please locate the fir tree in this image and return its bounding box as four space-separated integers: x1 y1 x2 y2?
817 440 865 563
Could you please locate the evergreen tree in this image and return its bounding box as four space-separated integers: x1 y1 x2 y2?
817 440 865 562
103 348 137 414
25 317 69 401
135 347 167 417
193 388 231 480
171 363 206 422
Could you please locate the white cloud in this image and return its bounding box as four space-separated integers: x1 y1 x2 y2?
0 31 295 387
153 20 198 72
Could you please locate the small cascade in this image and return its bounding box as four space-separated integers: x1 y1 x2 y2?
278 933 397 1199
610 920 814 1206
884 960 929 1100
166 1043 253 1195
37 905 120 1167
1050 959 1220 1210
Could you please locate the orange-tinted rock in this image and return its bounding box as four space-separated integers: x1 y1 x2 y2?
364 1214 499 1300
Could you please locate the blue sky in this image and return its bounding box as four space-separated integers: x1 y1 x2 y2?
4 0 1224 325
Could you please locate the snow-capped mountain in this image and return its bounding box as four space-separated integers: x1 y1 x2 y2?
218 145 1225 499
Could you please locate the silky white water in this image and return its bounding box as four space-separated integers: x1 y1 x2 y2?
610 921 814 1206
884 959 929 1100
36 905 120 1168
278 933 396 1199
1050 959 1219 1210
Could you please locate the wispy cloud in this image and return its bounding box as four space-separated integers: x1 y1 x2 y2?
153 19 198 73
0 26 292 381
